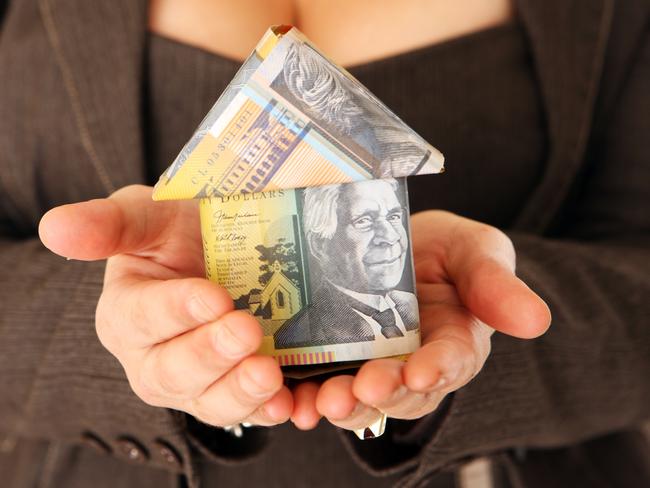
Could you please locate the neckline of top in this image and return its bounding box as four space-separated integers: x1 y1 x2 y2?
147 20 521 72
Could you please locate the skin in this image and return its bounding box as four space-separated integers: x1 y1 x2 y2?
39 185 551 431
310 180 407 293
148 0 514 67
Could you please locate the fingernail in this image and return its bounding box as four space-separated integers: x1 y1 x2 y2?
214 320 250 358
239 368 273 399
188 295 216 323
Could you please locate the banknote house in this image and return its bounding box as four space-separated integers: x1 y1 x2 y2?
153 25 444 369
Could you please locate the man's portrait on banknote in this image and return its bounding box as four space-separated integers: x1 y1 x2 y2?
270 39 433 179
274 178 419 349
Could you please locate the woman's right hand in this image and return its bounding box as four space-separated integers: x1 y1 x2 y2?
38 184 294 428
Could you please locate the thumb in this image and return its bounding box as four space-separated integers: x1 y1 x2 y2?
414 211 551 339
38 184 186 261
446 222 551 339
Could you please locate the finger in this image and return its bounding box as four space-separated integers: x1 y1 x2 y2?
414 212 551 338
38 184 201 266
350 359 439 420
404 338 468 393
376 389 445 420
456 256 550 339
187 355 284 427
96 276 235 351
315 376 356 420
352 359 403 407
404 307 492 393
327 404 384 431
315 376 383 431
135 311 262 401
245 386 294 426
291 382 321 430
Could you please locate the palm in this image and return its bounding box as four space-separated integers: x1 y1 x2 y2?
40 185 295 429
116 198 204 281
289 210 551 431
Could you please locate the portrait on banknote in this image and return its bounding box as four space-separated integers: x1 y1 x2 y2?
274 178 419 349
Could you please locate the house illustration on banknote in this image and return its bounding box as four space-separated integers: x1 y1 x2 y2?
240 260 302 322
152 25 444 369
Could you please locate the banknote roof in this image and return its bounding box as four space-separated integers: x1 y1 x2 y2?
152 25 444 201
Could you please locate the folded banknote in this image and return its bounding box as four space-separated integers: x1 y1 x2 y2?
153 25 444 370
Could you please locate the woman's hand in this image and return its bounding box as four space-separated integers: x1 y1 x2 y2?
290 210 551 431
38 184 293 428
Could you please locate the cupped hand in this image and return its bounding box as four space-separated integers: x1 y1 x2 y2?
290 210 551 432
38 184 293 428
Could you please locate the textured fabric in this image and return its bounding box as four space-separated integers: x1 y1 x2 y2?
0 0 649 488
501 430 650 488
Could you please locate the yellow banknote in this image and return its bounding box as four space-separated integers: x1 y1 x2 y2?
199 178 421 366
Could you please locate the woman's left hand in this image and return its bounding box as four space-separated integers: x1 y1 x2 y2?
289 210 552 431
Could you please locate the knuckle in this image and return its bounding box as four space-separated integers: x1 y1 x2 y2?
128 370 166 407
178 279 213 322
95 319 116 354
236 358 283 401
456 345 476 380
122 286 159 346
482 225 516 263
475 222 501 240
181 279 234 326
435 336 474 387
466 318 493 365
188 398 229 427
178 277 208 298
148 352 189 399
418 392 444 416
457 343 482 387
94 294 122 354
109 184 146 200
185 328 218 370
125 288 149 329
476 223 510 245
95 290 112 325
393 392 442 420
103 283 154 349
